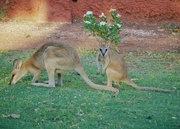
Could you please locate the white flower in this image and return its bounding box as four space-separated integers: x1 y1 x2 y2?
99 13 106 18
116 14 121 18
86 11 93 15
116 24 122 28
99 21 107 26
109 8 116 12
84 21 91 24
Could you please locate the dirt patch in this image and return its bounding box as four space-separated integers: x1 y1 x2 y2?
0 21 179 53
2 0 180 23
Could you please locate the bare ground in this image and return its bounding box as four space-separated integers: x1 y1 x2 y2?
0 21 179 53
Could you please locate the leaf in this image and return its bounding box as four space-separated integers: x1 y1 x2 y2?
34 108 40 112
172 116 177 120
2 114 21 119
172 32 177 35
2 114 11 118
10 114 21 119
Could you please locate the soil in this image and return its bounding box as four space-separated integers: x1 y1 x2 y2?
0 21 179 53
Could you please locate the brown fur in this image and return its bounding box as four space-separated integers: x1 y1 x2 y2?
97 43 175 92
9 42 119 94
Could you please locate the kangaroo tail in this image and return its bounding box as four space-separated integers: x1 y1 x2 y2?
123 78 175 92
75 66 119 95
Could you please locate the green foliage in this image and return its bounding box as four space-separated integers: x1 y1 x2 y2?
0 6 8 20
0 50 179 129
165 23 179 30
165 23 180 35
83 9 123 47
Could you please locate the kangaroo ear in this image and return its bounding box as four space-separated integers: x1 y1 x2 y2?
105 41 111 48
98 41 102 48
96 38 101 48
13 59 23 69
13 59 18 68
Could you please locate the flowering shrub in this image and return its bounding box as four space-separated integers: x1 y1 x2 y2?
83 9 123 47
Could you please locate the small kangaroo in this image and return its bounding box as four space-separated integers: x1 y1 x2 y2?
97 43 174 92
9 42 119 94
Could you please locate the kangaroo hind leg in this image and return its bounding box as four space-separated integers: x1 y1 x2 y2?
114 81 120 87
31 66 55 88
122 78 141 90
57 72 63 86
31 69 41 83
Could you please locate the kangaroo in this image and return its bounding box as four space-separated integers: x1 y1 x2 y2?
9 42 119 95
97 43 175 92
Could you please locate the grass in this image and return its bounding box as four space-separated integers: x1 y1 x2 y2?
0 49 179 129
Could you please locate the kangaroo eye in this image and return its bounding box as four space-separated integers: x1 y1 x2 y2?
12 74 15 78
105 49 107 52
100 48 102 51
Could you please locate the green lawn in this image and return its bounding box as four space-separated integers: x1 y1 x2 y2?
0 49 179 129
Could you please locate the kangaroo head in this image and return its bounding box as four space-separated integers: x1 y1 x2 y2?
9 59 24 85
98 42 110 57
